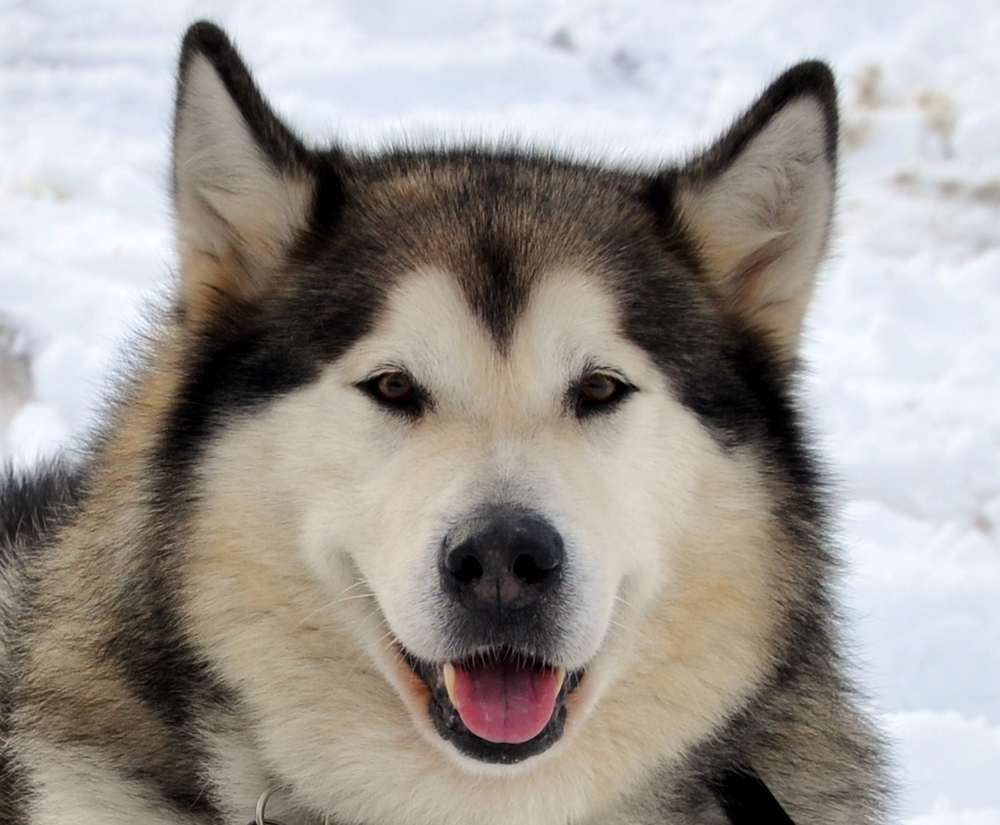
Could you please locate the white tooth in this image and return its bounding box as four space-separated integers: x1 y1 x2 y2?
443 662 457 706
554 667 566 694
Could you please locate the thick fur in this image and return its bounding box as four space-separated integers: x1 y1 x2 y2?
0 22 887 825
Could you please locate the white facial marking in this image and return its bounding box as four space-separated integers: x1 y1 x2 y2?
255 267 708 678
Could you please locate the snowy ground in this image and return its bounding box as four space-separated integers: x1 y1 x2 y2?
2 1 998 822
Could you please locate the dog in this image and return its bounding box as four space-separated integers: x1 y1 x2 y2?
0 21 888 825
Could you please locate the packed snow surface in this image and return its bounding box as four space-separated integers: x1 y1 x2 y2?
2 1 998 822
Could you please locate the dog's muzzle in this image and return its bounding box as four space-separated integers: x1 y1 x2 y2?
403 507 585 763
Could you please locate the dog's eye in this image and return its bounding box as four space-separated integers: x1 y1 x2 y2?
575 372 634 416
359 371 425 415
580 374 618 404
376 372 414 402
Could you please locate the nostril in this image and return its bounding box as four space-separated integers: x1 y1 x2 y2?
512 553 551 585
440 508 565 611
448 553 484 584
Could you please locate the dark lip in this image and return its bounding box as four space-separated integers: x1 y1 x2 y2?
402 647 585 765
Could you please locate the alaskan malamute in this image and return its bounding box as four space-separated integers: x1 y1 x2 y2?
0 22 887 825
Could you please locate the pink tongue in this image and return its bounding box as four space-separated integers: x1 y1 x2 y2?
451 661 560 744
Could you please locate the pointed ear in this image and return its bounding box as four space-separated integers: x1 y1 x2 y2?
172 22 328 327
670 62 838 355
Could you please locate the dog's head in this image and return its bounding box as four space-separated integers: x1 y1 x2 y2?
169 23 835 775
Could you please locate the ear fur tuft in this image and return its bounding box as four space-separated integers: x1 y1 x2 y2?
670 61 838 356
172 22 321 327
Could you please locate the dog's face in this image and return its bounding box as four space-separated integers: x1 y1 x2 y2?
193 163 723 766
171 24 837 780
277 262 709 766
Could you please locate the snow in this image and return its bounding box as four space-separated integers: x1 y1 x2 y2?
2 1 998 821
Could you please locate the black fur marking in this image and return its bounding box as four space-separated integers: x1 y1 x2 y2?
104 571 215 731
303 153 349 243
0 463 85 556
711 768 797 825
162 286 379 468
164 313 319 463
467 166 532 347
640 169 704 276
622 252 832 610
612 239 776 449
98 523 230 820
474 229 524 348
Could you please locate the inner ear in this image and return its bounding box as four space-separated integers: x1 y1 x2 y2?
172 22 328 328
668 62 838 356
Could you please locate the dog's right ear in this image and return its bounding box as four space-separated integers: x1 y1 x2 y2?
172 22 333 327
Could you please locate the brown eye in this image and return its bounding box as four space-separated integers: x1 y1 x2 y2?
575 371 634 417
580 373 619 404
376 371 414 402
358 370 425 416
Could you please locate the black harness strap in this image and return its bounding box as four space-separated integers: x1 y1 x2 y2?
711 768 797 825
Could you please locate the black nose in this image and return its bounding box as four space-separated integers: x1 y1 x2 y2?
441 508 564 615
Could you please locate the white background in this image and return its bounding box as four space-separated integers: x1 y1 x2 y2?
2 1 998 822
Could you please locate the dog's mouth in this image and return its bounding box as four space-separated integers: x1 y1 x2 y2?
402 647 584 764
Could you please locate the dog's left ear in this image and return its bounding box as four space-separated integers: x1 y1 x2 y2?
667 62 838 355
172 22 332 327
